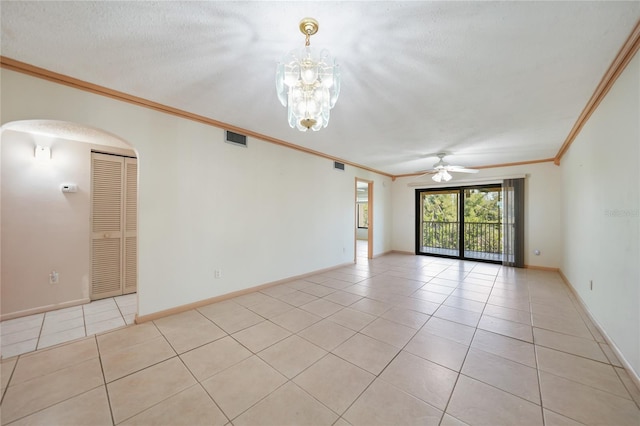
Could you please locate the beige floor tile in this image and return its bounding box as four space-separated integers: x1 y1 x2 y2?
410 290 449 304
275 290 319 307
200 304 264 334
246 297 293 319
11 337 98 385
270 308 322 333
36 326 87 350
543 409 585 426
360 317 417 348
232 291 273 308
8 386 112 426
344 379 443 425
107 357 197 424
447 375 543 426
294 353 374 415
433 305 481 327
323 290 363 306
422 317 475 346
539 371 639 426
299 298 344 318
532 313 592 339
443 296 485 313
533 327 608 363
615 367 640 407
153 310 227 354
332 333 399 375
478 315 533 342
349 298 392 316
471 329 536 367
381 307 429 329
201 355 287 420
420 283 457 295
233 382 338 426
380 351 458 410
260 283 298 298
327 308 377 331
450 288 489 303
536 346 629 398
462 348 540 404
1 358 104 424
405 329 469 371
231 321 290 353
97 322 160 354
440 413 470 426
297 319 356 351
258 335 326 378
121 384 228 426
180 335 252 381
393 297 440 315
482 303 532 325
299 283 336 297
487 295 531 312
1 357 17 397
102 335 176 383
599 342 624 367
304 275 332 284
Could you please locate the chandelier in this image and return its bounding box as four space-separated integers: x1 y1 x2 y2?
276 18 340 132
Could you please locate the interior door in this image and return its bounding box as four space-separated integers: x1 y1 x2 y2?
90 152 137 300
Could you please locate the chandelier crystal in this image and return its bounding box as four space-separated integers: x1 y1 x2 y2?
276 18 340 132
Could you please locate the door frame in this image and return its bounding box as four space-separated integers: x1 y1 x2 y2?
415 184 502 264
354 178 374 261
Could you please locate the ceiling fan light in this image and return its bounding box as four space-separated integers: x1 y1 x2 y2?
432 173 443 183
442 171 452 182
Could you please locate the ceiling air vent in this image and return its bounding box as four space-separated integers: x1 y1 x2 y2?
225 130 247 147
334 161 345 171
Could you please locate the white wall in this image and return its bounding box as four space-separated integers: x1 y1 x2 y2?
560 53 639 374
0 130 135 317
391 162 563 268
1 69 392 318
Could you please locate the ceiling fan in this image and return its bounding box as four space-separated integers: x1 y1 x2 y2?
419 153 479 182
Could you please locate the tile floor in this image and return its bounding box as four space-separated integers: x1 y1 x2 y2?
1 294 136 359
1 251 640 425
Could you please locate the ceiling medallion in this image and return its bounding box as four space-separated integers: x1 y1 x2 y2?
276 18 340 132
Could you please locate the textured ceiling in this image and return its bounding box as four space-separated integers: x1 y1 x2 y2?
1 1 638 175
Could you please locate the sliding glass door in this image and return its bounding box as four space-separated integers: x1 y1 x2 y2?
416 185 502 263
417 190 460 257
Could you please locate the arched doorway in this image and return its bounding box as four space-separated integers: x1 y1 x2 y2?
0 120 139 357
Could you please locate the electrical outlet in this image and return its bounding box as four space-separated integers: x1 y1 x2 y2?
214 269 222 279
49 271 59 284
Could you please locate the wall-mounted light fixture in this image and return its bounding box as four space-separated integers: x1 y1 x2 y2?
34 145 51 160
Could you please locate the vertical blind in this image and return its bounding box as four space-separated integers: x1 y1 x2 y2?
502 178 525 267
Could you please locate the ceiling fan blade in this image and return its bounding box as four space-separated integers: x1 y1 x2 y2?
449 168 479 173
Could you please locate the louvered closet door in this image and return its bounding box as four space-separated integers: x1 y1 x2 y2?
91 153 124 299
123 158 138 294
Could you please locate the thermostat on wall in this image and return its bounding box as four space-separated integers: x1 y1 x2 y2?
60 183 78 193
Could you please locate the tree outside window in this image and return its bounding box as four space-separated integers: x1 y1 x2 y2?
358 203 368 228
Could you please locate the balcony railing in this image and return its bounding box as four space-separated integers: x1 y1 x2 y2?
422 221 503 255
